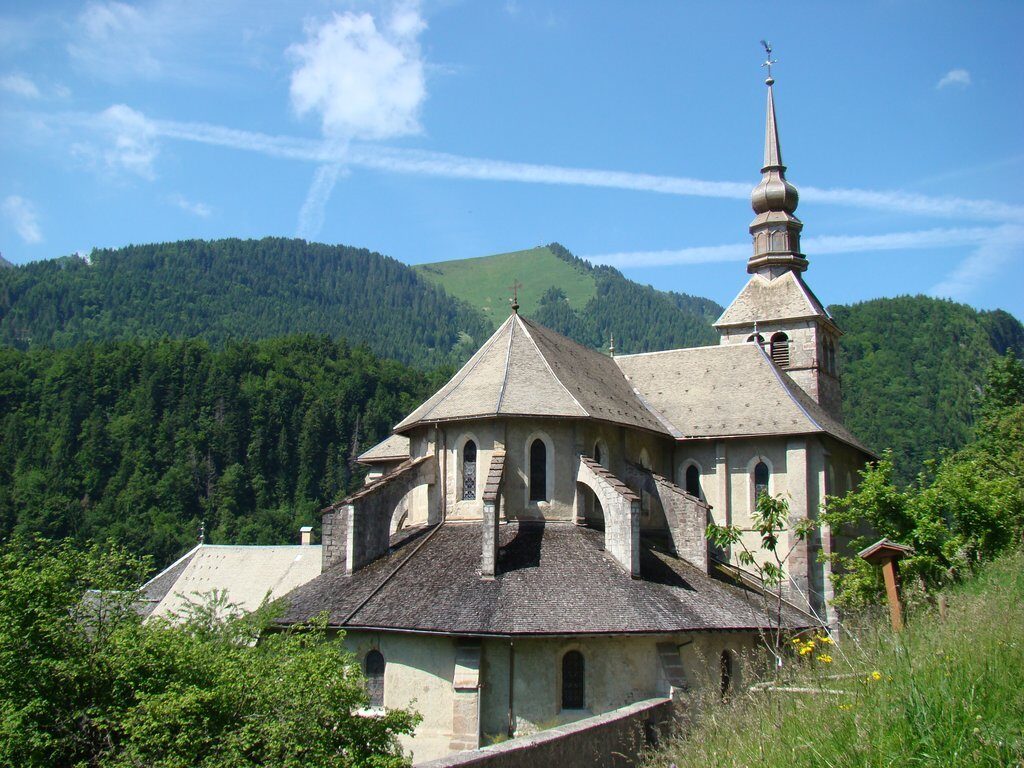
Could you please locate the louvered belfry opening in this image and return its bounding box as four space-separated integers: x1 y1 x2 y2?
770 332 790 367
462 440 477 500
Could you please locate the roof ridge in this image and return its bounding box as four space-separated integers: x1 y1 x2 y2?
495 312 517 412
141 544 201 589
514 315 589 417
753 342 824 432
407 315 513 425
342 522 445 625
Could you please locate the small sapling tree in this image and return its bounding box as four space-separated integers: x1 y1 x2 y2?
706 492 816 668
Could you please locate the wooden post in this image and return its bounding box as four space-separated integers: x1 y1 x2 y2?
858 538 914 633
880 557 903 632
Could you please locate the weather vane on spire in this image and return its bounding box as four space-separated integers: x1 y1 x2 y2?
508 280 522 313
760 39 776 85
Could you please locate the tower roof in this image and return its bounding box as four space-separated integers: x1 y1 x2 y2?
748 72 807 275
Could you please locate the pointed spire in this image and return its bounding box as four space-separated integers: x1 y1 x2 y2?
763 83 783 171
608 332 615 357
508 280 521 314
747 42 807 277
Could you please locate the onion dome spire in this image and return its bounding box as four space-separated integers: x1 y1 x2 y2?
748 42 807 276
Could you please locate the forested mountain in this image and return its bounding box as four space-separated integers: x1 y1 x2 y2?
1 237 1022 564
0 238 491 367
832 296 1024 481
0 337 441 565
417 243 723 350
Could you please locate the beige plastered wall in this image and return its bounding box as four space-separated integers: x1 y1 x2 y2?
342 629 761 763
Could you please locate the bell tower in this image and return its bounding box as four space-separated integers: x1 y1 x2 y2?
714 46 843 419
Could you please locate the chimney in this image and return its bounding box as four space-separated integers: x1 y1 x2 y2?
299 526 315 546
481 452 505 579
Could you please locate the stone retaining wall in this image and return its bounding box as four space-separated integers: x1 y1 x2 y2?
416 697 673 768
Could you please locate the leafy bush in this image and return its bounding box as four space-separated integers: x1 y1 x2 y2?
0 538 419 768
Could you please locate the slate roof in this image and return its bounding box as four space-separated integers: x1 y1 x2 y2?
276 521 815 635
357 434 410 464
615 342 872 454
143 544 323 620
394 313 669 435
714 271 833 328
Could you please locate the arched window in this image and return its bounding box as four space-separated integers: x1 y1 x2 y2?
462 440 477 500
529 439 547 502
828 339 837 375
593 442 602 465
561 650 585 709
770 332 790 368
685 464 701 498
720 650 734 698
747 333 765 346
365 650 385 708
638 448 652 470
753 461 770 504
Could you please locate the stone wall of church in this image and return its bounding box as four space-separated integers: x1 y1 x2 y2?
338 629 762 764
672 435 867 624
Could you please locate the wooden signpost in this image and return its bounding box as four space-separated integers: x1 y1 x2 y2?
858 538 915 632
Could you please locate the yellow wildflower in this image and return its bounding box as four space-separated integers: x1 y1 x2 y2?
870 671 881 681
818 654 833 663
818 635 833 645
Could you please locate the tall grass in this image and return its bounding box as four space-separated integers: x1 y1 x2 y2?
648 550 1024 767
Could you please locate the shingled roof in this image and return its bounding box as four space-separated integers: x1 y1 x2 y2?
394 313 669 435
142 544 323 620
615 342 872 454
357 434 410 464
714 271 833 329
276 521 814 635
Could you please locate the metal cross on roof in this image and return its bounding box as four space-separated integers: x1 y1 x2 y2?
508 279 522 312
760 39 777 84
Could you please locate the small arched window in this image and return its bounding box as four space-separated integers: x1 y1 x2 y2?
529 439 547 502
828 339 837 375
747 333 765 346
593 442 602 465
754 461 770 504
365 650 385 708
561 650 585 709
770 332 790 368
462 440 477 500
685 464 701 499
638 448 652 470
720 650 734 698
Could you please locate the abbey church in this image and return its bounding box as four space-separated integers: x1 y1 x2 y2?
269 74 874 762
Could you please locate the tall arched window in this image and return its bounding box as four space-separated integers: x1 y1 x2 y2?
593 441 602 465
462 440 477 500
828 339 837 375
561 650 585 709
720 650 734 698
365 650 385 708
770 332 790 367
529 439 547 502
685 464 701 498
753 461 770 504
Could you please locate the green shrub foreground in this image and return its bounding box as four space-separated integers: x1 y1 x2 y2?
0 539 419 768
647 549 1024 768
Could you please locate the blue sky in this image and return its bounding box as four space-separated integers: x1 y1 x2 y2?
2 0 1023 317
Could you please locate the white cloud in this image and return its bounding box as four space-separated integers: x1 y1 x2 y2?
288 2 427 140
58 106 1024 227
169 193 211 217
585 227 1003 268
2 195 43 244
94 104 159 179
0 73 41 99
929 225 1024 300
936 68 971 89
68 1 163 79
